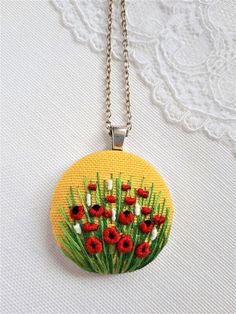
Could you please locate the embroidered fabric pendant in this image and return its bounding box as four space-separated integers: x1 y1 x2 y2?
51 150 173 274
51 0 174 274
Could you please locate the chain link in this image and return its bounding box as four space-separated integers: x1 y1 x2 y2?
105 0 132 136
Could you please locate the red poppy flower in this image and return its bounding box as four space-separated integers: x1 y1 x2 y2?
103 227 120 244
103 210 112 218
85 237 102 254
141 207 152 215
70 205 84 220
137 188 144 196
88 183 96 191
88 204 104 217
105 195 116 203
139 220 154 233
125 196 136 205
119 210 134 225
142 191 149 198
117 235 133 253
135 242 151 258
121 184 131 191
153 215 166 225
83 223 99 232
137 188 149 198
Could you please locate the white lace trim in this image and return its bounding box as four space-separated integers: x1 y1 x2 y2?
51 0 236 154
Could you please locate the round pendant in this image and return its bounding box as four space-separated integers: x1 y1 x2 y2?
51 151 173 274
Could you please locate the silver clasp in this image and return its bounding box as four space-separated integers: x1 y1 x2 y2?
111 126 127 151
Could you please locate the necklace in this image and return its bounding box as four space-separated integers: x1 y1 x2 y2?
51 0 173 274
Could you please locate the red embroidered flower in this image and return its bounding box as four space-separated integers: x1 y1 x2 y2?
119 210 134 225
142 191 149 198
103 210 112 218
70 205 84 220
121 184 131 191
153 215 166 225
103 227 120 244
139 220 154 233
83 223 99 232
89 204 104 217
135 242 151 258
137 188 149 198
88 183 96 191
105 195 116 203
125 196 136 205
141 207 152 215
137 188 144 196
85 237 102 254
117 235 133 253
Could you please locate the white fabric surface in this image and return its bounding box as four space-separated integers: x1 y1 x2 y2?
52 0 236 154
1 1 236 314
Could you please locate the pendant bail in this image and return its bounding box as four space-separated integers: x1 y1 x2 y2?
111 126 127 151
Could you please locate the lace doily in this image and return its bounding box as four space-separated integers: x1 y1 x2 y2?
51 0 236 154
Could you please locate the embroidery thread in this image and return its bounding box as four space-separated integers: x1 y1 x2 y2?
57 173 170 274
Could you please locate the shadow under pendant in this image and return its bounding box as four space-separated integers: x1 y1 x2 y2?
51 151 173 274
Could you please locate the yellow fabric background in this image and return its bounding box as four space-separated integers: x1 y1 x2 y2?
51 151 173 246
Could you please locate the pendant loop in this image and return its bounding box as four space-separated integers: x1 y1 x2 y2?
111 127 127 151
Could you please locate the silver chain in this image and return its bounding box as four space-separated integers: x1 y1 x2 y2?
105 0 132 136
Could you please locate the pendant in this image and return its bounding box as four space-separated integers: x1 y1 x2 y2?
51 127 173 274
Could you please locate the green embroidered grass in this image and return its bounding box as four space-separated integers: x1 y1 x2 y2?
56 173 171 274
